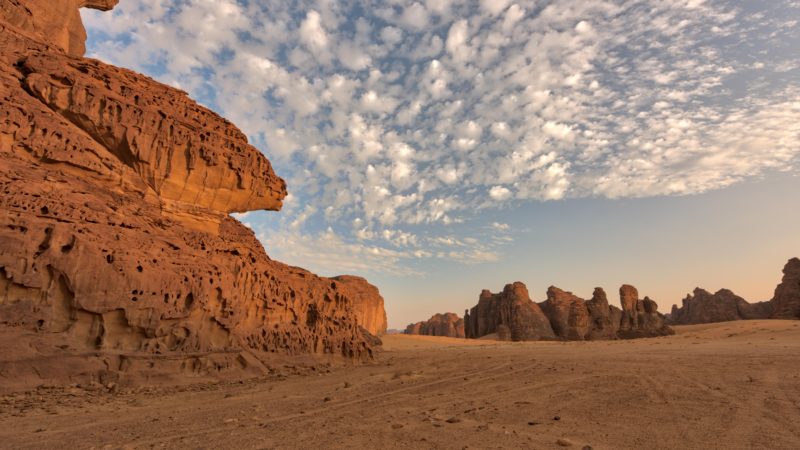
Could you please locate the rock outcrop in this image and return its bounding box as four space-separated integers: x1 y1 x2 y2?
333 275 387 336
0 0 384 393
668 289 772 325
464 282 672 341
668 258 798 324
404 313 464 338
464 283 556 341
616 285 673 339
770 258 800 319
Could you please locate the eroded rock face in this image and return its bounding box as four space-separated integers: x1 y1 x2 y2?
333 275 387 336
404 313 464 338
1 0 118 58
464 283 556 341
771 258 800 319
0 0 384 392
465 282 672 341
539 287 589 340
668 289 772 325
617 285 673 339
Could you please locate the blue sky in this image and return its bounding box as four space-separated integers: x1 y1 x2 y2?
83 0 800 328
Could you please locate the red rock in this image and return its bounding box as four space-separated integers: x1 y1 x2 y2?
668 288 771 325
617 285 673 339
404 313 464 338
539 286 589 340
464 283 556 341
584 288 620 340
770 258 800 319
465 283 672 341
0 0 384 392
333 275 387 336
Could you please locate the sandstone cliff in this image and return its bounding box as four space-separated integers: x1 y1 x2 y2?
770 258 800 319
668 258 798 325
332 275 387 336
465 282 672 341
464 283 556 341
668 289 772 325
0 0 385 392
405 312 464 338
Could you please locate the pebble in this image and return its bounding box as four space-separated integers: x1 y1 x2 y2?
556 438 573 447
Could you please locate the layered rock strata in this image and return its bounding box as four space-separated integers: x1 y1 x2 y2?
404 313 465 338
0 0 384 392
464 282 672 341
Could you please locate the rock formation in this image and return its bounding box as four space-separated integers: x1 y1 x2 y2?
668 289 772 325
616 285 673 339
770 258 800 319
404 313 465 338
464 282 672 341
333 275 387 336
668 258 798 324
0 0 385 392
464 283 556 341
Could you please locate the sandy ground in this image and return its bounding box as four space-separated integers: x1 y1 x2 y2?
1 320 799 449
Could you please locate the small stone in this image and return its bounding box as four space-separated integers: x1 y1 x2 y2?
391 423 404 429
553 415 561 421
323 396 332 402
446 417 462 424
527 421 539 426
556 438 574 447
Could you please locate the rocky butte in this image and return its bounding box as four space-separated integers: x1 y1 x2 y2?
404 312 465 338
0 0 386 393
464 282 673 341
669 258 800 324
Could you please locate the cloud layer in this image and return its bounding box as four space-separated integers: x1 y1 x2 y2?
84 0 800 275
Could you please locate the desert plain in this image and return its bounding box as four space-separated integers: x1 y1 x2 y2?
1 319 798 450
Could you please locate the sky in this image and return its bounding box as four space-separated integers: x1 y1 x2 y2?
82 0 800 329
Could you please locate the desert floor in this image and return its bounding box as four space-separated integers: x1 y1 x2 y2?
1 320 799 449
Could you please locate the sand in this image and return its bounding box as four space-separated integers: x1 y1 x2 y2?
1 320 799 449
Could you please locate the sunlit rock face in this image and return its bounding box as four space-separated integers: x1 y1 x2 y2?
0 0 385 392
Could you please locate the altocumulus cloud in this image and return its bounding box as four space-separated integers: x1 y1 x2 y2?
84 0 800 276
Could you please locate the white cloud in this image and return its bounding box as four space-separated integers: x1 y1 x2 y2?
300 10 327 50
401 2 429 30
83 0 800 275
489 186 513 201
480 0 511 16
446 19 471 61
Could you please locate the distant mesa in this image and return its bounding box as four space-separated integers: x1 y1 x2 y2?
0 0 385 393
464 282 673 341
668 258 800 325
404 312 465 338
